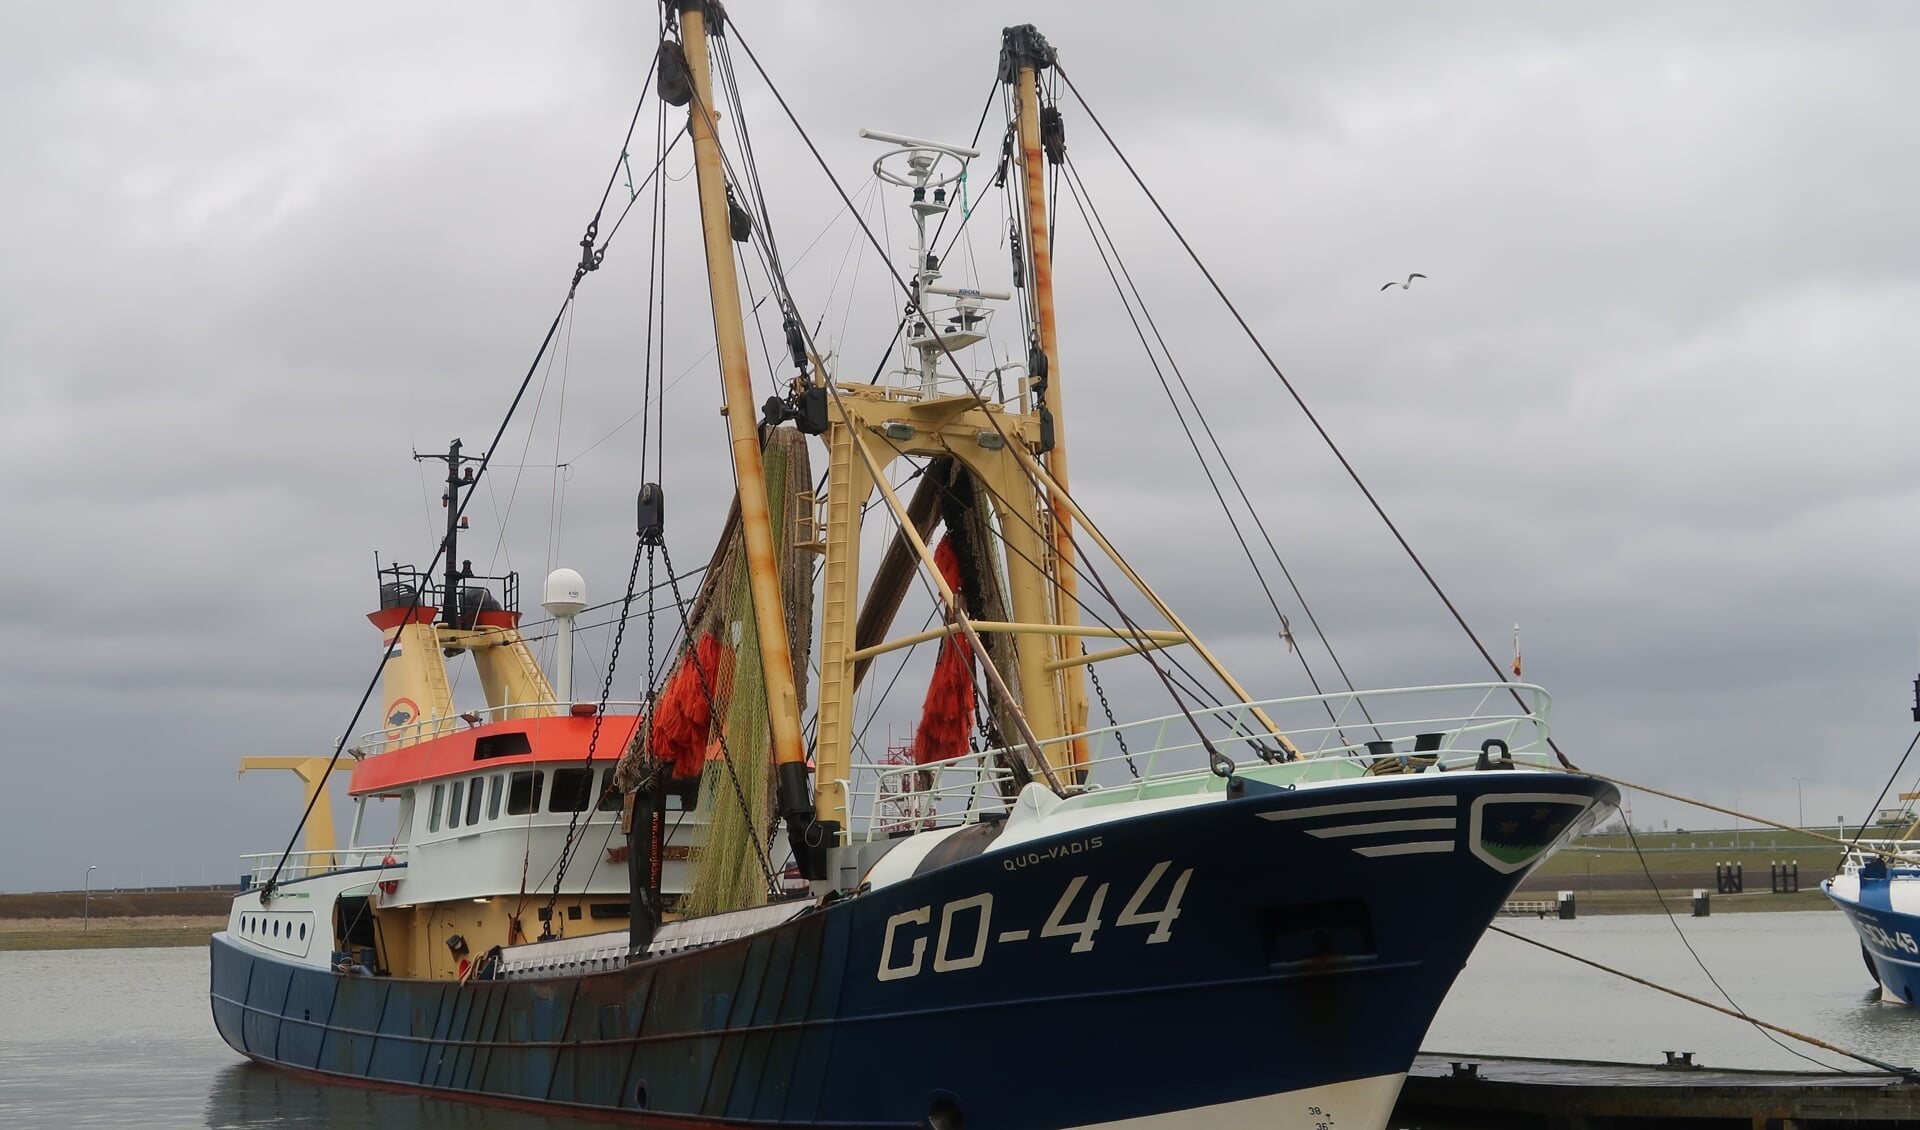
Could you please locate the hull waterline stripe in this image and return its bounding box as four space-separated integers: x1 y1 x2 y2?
1306 818 1457 839
1355 840 1455 857
1258 795 1457 822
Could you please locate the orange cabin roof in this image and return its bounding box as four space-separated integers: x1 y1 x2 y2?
349 713 644 797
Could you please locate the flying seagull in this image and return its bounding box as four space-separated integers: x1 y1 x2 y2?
1381 273 1426 291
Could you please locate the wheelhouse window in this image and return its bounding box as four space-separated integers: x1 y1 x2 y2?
548 768 594 813
487 774 504 821
428 783 444 833
465 776 484 825
448 780 465 829
507 770 544 816
393 790 416 844
474 731 532 760
597 768 622 813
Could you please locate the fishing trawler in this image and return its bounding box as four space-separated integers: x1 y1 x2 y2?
1827 835 1920 1006
1825 684 1920 1005
210 8 1616 1128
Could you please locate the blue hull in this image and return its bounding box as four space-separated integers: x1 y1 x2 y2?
212 772 1612 1127
1825 864 1920 1006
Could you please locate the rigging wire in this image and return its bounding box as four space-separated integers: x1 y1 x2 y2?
542 535 646 923
1612 819 1849 1073
1489 925 1910 1078
1049 62 1570 768
660 541 781 894
1586 768 1920 865
1054 153 1359 737
544 311 579 585
257 58 676 895
564 175 870 467
1056 152 1376 732
726 26 1240 773
546 79 683 902
516 566 708 636
1841 730 1920 863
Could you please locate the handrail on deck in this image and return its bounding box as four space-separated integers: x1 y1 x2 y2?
349 699 650 757
238 847 408 887
838 682 1554 840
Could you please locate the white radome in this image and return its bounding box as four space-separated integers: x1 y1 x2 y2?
542 568 587 618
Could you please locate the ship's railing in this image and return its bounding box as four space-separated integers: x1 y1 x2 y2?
238 848 408 888
350 700 649 757
838 682 1554 840
1837 840 1920 872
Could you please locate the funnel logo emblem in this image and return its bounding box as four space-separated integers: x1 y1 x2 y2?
387 697 420 729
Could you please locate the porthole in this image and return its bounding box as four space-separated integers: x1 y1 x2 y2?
242 916 250 933
299 923 307 940
273 920 280 937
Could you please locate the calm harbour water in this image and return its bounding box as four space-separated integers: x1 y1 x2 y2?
3 911 1914 1127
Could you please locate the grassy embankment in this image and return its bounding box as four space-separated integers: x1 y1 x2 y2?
1519 828 1855 914
0 889 232 951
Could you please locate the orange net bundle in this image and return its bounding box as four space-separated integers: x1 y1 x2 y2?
650 633 730 778
912 537 976 766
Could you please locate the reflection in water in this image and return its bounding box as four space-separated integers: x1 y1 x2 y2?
202 1062 602 1129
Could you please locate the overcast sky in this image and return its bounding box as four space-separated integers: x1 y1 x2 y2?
5 2 1919 893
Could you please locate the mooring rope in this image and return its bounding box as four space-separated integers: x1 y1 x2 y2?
1488 925 1918 1080
1572 770 1920 866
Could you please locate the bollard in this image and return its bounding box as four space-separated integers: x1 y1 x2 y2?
1692 888 1710 917
1558 890 1577 920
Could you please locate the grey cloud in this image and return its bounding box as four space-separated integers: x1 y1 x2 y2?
5 2 1918 889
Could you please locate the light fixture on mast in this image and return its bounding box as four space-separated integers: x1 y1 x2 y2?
860 128 1002 397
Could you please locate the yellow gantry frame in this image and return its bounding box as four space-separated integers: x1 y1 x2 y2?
672 14 1296 833
238 757 338 857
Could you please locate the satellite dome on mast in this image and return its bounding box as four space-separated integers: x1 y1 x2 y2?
542 568 588 618
542 568 587 702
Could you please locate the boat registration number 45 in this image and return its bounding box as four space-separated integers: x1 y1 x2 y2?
1862 920 1920 955
876 861 1194 982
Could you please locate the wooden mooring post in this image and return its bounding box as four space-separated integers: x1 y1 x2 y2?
1716 861 1744 894
1771 860 1800 894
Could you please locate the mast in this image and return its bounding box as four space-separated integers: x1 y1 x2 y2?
1005 25 1090 768
419 438 480 631
676 1 830 874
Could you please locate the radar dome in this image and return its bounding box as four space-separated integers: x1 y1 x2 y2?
542 568 587 618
